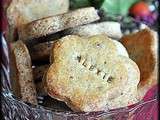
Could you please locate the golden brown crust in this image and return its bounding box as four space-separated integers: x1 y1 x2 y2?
46 35 140 111
121 29 158 98
11 40 37 104
18 7 100 42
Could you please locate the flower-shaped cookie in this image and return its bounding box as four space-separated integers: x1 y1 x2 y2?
46 34 140 112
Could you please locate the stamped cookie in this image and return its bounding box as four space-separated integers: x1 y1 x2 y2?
46 34 140 111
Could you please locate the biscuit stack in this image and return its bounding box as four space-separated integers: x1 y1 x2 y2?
7 0 157 112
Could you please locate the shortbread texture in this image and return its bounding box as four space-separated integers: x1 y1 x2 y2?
46 34 140 112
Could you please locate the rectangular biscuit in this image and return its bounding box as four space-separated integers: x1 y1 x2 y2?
18 7 100 43
10 40 37 105
6 0 69 42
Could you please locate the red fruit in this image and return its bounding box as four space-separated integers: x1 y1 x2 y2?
130 1 150 17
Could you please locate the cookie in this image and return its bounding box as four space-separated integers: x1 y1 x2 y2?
46 34 140 111
64 21 122 39
10 40 37 104
18 7 100 43
121 28 158 98
6 0 69 42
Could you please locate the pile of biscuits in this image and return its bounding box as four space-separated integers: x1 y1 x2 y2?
7 0 157 112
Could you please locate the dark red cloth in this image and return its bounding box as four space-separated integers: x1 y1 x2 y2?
134 85 158 120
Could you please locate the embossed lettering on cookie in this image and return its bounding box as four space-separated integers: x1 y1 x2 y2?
46 34 140 112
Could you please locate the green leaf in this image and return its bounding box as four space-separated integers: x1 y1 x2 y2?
100 0 139 15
